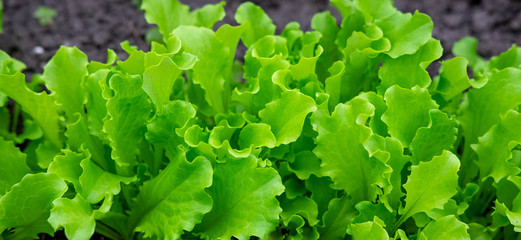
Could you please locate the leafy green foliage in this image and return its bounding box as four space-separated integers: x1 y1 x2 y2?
33 6 57 26
1 0 521 239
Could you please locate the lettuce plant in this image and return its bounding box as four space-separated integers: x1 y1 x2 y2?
0 0 520 239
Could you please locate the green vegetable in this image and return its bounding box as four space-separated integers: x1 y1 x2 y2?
33 6 57 26
1 0 521 239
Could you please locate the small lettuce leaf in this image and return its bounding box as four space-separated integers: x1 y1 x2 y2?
235 2 276 47
394 151 460 230
0 173 67 239
79 158 136 204
473 110 521 182
452 37 487 74
104 74 153 167
128 155 212 240
0 137 30 196
410 110 458 164
377 11 433 58
0 72 62 147
174 25 245 115
350 216 389 240
48 149 88 192
42 46 88 122
382 85 438 147
48 195 96 240
434 57 473 101
312 97 389 202
318 196 358 240
195 156 284 240
141 0 225 38
259 90 316 146
418 215 470 240
378 39 442 93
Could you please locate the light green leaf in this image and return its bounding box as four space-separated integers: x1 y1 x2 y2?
84 69 109 140
378 39 442 93
259 90 316 146
382 85 438 147
235 2 276 47
104 74 153 166
128 155 212 240
141 0 189 37
352 201 395 230
377 11 433 58
79 158 136 203
146 100 196 158
311 11 343 81
0 72 62 147
48 195 96 240
459 68 521 151
489 45 521 70
395 151 460 230
473 110 521 182
318 196 358 240
238 123 276 149
0 173 67 239
191 1 226 29
42 46 88 121
418 215 470 240
452 37 487 74
174 25 244 115
350 217 389 240
195 156 284 240
435 57 472 101
0 137 30 196
142 56 186 111
410 110 458 163
312 97 389 202
354 0 396 20
48 149 88 192
280 196 319 227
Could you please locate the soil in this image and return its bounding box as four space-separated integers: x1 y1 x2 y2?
3 0 521 76
1 0 520 239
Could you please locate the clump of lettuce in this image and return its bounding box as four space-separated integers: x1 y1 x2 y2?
0 0 520 239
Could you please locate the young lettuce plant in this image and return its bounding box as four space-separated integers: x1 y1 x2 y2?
0 0 520 239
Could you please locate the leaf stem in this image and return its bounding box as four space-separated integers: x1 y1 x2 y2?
95 222 122 240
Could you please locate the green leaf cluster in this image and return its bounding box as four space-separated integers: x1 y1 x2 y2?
0 0 520 239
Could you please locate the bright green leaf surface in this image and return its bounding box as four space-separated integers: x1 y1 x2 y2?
48 149 88 192
259 90 316 146
410 110 458 163
235 2 276 47
419 215 470 240
195 156 284 240
350 217 389 240
378 39 442 92
396 151 460 230
436 57 472 100
129 156 212 240
48 195 96 240
42 46 88 121
377 11 433 58
473 110 521 182
79 158 136 203
0 137 30 196
382 85 438 147
0 72 62 147
313 97 389 202
318 196 357 240
0 173 67 239
104 74 153 166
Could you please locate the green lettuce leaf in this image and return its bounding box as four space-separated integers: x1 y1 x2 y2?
48 195 96 240
394 151 460 230
104 74 153 167
418 215 470 240
0 173 67 239
128 155 212 240
0 72 62 147
195 156 284 240
0 137 30 196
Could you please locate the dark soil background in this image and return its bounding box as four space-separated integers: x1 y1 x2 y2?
0 0 520 239
2 0 521 76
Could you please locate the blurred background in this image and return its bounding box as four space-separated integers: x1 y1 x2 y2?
1 0 520 75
